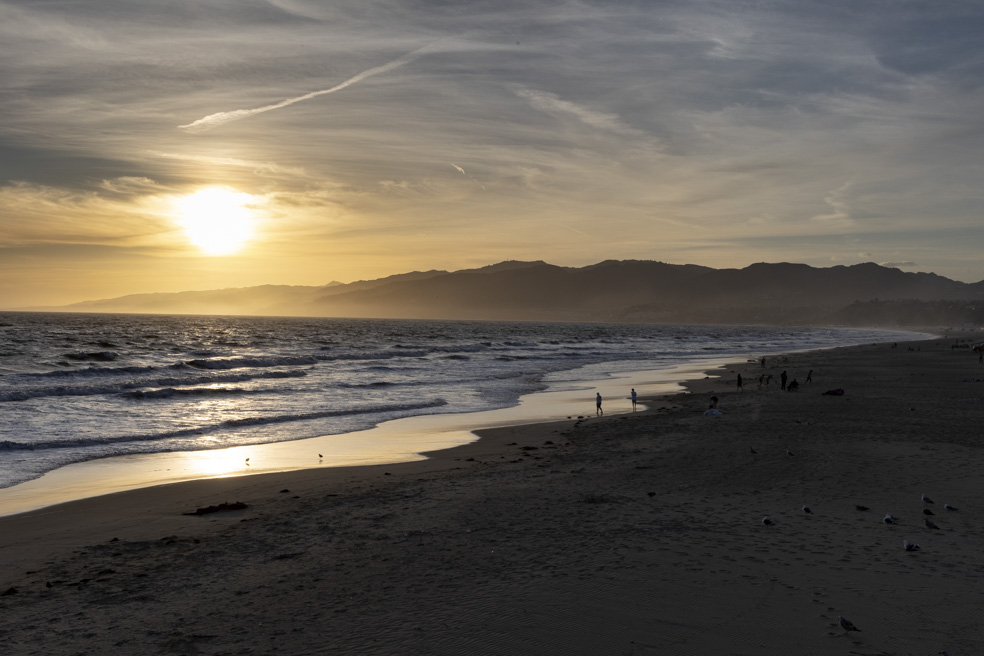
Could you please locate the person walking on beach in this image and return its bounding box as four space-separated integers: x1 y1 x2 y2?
736 373 743 391
596 392 603 415
631 388 637 410
805 369 813 384
780 370 788 391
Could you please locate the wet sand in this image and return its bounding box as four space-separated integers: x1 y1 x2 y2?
2 334 983 655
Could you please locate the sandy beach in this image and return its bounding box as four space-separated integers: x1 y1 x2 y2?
2 334 983 655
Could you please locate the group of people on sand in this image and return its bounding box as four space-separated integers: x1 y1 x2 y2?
592 360 816 417
750 367 812 392
704 363 816 415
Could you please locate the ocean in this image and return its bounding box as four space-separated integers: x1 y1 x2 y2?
0 312 921 491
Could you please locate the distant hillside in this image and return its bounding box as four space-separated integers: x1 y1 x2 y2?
20 260 984 327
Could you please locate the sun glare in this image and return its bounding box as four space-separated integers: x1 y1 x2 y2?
175 187 256 256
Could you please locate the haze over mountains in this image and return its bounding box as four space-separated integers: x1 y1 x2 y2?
18 261 984 327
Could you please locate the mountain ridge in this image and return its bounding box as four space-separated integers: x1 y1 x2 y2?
13 260 984 327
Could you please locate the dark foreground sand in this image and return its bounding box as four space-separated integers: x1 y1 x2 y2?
2 335 983 655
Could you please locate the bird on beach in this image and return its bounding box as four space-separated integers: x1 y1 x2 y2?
925 519 940 530
750 446 757 454
838 616 861 632
786 448 795 456
944 504 958 511
923 508 935 515
802 505 813 514
922 493 934 504
855 504 870 511
245 457 250 466
762 516 774 525
903 539 921 552
883 514 897 524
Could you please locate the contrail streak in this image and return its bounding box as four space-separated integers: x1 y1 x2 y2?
179 39 451 132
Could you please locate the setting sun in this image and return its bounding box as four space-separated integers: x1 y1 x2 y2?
175 187 256 256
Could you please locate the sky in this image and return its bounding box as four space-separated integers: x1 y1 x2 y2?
2 0 983 307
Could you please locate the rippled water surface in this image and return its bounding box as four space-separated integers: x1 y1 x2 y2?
0 312 919 488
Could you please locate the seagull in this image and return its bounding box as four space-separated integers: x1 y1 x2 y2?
855 504 870 511
762 516 774 525
838 616 861 632
922 493 934 504
318 453 323 458
903 539 921 552
944 504 958 511
923 508 935 516
802 505 813 514
883 514 897 524
925 519 940 530
750 446 757 454
786 449 795 456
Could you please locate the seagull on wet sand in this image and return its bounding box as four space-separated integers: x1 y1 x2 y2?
838 616 861 632
903 539 921 551
922 493 934 504
802 505 813 514
944 504 958 511
925 519 940 530
923 508 934 515
762 516 774 525
855 504 869 511
883 514 897 524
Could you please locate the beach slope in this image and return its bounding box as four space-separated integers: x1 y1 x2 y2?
2 336 983 655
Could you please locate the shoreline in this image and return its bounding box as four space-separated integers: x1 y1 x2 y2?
4 332 983 654
0 355 765 518
0 327 930 518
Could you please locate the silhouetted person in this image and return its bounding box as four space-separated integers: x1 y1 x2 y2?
760 357 766 368
596 392 603 416
705 395 722 415
780 370 788 391
788 379 799 392
805 369 813 383
631 388 637 410
736 373 743 391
